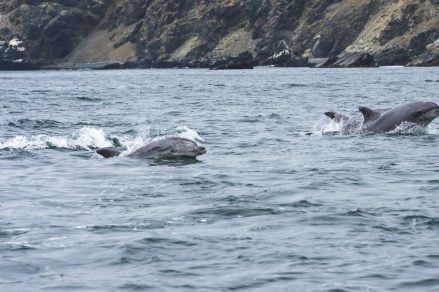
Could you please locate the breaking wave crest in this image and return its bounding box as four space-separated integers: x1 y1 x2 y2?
0 126 205 151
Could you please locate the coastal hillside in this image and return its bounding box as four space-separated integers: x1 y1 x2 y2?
0 0 438 69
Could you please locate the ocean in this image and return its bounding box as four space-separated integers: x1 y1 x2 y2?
1 67 439 291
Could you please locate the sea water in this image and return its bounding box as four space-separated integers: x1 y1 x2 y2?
1 67 439 291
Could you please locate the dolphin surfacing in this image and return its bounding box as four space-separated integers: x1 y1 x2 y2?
324 101 439 134
360 102 439 133
96 137 206 159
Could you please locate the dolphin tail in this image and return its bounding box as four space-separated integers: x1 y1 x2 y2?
324 111 349 122
96 147 121 158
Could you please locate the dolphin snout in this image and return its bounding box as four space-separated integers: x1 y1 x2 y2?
428 106 439 116
198 146 207 155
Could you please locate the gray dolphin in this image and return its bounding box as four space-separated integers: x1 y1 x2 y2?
360 101 439 133
324 101 439 134
96 137 206 159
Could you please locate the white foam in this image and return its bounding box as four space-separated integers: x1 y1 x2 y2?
71 127 112 149
0 127 113 150
174 126 205 142
0 126 205 152
388 122 429 135
311 118 344 136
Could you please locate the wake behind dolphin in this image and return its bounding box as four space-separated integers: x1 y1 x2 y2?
322 101 439 135
96 137 206 159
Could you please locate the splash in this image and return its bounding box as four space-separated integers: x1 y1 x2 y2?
0 126 205 153
0 127 113 150
174 126 205 142
309 118 436 136
387 122 430 135
310 118 354 136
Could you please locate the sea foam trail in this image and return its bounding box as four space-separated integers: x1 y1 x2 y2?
0 126 205 151
0 127 113 150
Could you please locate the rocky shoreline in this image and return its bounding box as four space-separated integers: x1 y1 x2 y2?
1 0 438 70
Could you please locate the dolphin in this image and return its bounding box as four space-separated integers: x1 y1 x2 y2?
324 101 439 134
360 101 439 133
96 137 206 159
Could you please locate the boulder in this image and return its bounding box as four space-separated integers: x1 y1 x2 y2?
0 36 40 70
407 39 439 66
262 48 308 67
209 52 254 70
317 52 377 68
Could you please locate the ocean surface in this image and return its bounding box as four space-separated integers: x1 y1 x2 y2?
1 67 439 291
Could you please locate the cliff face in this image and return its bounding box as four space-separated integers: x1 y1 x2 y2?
0 0 438 69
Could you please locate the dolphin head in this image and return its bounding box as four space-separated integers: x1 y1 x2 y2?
164 138 206 158
410 102 439 126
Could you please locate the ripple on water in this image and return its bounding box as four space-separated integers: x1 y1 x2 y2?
187 205 281 222
7 119 62 129
398 278 439 289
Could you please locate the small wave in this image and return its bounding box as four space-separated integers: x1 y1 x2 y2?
74 96 102 102
7 118 61 129
0 126 205 154
285 83 307 88
0 127 113 150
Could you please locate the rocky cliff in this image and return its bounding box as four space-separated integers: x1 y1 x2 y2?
0 0 438 69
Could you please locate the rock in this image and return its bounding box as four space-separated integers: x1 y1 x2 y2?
261 41 308 67
308 58 330 68
317 52 377 68
407 53 439 66
314 57 338 68
0 36 41 70
210 59 254 70
407 39 439 66
209 52 254 70
0 1 438 69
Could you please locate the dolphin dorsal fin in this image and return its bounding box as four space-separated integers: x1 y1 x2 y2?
359 106 381 122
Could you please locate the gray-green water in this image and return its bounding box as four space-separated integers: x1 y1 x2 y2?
1 67 439 291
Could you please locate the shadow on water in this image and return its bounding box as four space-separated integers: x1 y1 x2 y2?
93 151 203 166
147 157 203 166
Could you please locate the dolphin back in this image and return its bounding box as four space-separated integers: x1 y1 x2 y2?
129 137 206 159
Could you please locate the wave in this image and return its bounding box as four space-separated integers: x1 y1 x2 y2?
0 127 112 150
0 126 205 152
7 118 62 129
